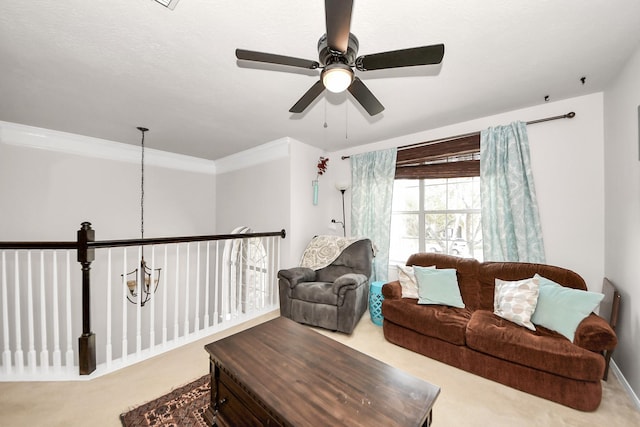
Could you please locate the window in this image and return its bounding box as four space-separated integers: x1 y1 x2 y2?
390 177 483 264
390 134 484 264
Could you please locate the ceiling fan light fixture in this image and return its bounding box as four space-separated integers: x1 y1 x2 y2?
322 63 353 93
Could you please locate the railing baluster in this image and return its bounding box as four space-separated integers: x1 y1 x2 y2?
274 236 278 304
14 252 24 374
194 242 201 333
1 252 11 375
149 246 156 350
136 247 142 356
214 241 219 327
183 243 190 337
237 240 243 316
162 246 168 347
106 248 112 368
204 242 210 329
26 252 36 373
222 242 229 323
247 239 253 312
121 248 128 362
173 244 180 341
51 251 61 372
272 236 277 306
64 251 73 371
39 251 49 373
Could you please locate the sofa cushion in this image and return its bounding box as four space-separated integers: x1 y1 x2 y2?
382 298 471 346
415 267 465 308
477 262 587 311
531 274 604 342
466 310 604 381
493 277 539 331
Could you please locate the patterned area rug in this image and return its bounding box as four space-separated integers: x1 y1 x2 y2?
120 375 210 427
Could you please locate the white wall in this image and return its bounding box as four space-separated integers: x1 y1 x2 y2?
288 139 338 265
603 43 640 401
214 139 292 266
0 123 216 240
213 138 337 268
328 93 606 292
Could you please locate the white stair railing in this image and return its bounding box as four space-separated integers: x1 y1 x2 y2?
0 226 285 381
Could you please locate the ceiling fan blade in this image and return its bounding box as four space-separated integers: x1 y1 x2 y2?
348 77 384 116
289 80 326 113
355 44 445 71
236 49 320 69
325 0 353 53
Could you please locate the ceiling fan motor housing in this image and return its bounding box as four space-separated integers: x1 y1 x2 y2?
318 33 359 66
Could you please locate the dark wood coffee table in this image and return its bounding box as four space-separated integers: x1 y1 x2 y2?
204 316 439 426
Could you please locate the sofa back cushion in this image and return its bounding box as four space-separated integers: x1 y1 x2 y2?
477 262 587 311
406 253 481 310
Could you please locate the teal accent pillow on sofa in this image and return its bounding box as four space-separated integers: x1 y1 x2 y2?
531 274 604 342
415 266 465 308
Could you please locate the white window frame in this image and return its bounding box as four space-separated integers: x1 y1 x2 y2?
390 177 482 265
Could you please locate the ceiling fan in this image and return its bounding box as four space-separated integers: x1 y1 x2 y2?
235 0 445 116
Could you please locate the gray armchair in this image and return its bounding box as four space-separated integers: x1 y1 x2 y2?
278 238 374 334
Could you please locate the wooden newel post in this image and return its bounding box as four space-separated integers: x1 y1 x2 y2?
77 221 96 375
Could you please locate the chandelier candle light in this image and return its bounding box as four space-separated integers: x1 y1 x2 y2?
313 156 329 205
122 127 161 307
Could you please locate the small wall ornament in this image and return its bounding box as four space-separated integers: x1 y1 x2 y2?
313 156 329 205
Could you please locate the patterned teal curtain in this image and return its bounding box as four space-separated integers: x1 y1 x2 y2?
480 121 546 262
351 148 397 281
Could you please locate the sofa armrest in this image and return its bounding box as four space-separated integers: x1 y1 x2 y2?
277 267 316 288
573 313 618 352
332 273 368 295
382 281 402 299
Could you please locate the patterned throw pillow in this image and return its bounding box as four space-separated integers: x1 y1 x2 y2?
397 265 418 298
397 265 434 299
493 277 540 331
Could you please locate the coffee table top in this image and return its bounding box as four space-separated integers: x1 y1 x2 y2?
205 316 440 426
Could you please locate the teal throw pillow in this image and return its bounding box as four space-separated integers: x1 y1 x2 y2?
415 266 465 308
530 274 604 342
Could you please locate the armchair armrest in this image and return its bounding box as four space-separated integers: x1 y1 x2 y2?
382 281 402 299
277 267 316 288
573 313 618 352
332 273 368 296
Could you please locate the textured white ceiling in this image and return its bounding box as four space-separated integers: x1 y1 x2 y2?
1 0 639 160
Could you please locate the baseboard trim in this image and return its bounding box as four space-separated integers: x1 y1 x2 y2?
610 358 640 410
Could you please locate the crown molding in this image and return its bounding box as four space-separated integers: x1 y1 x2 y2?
214 138 291 174
0 121 216 175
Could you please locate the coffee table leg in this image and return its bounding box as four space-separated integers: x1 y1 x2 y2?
204 361 218 426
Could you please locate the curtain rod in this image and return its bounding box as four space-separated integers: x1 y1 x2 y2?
341 111 576 160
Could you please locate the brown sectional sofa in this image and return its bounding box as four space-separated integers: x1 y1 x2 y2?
381 253 617 411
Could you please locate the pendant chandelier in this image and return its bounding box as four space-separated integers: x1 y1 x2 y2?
122 126 161 306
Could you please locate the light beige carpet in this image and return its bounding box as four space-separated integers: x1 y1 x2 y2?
0 311 638 426
316 316 640 427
